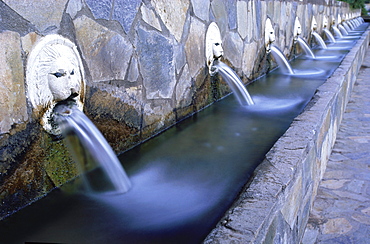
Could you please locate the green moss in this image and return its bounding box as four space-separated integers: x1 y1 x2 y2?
43 136 78 187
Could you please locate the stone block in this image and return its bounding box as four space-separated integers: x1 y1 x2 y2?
113 0 141 33
281 175 303 229
210 0 228 37
0 31 28 134
176 64 193 108
185 16 205 78
191 0 209 22
3 0 68 32
66 0 83 19
323 218 352 234
137 27 176 99
224 198 276 238
152 0 189 42
302 146 316 192
223 31 243 69
242 41 259 78
225 0 237 30
174 44 186 75
74 16 133 83
85 0 112 20
141 4 162 32
237 1 248 39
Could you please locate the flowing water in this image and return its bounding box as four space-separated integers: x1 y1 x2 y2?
297 37 316 58
312 32 327 49
54 103 131 194
270 45 327 76
0 22 367 244
339 24 349 36
213 60 254 106
333 26 343 38
324 29 336 43
270 45 294 74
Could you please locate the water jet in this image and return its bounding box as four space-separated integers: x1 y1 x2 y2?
206 22 254 106
311 16 327 49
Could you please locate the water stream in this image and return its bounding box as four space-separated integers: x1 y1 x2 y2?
297 37 316 58
54 103 131 194
333 26 343 38
0 22 367 244
312 32 328 49
323 28 336 43
339 24 349 36
213 60 254 106
270 45 294 74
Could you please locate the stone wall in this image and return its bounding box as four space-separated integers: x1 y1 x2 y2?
204 25 370 244
0 0 357 219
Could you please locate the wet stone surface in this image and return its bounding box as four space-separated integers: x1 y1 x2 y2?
302 48 370 244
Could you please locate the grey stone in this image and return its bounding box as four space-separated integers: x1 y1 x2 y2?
242 41 258 77
237 1 248 39
140 4 162 31
225 0 237 30
176 64 193 108
74 16 133 82
225 198 276 237
191 0 209 22
346 179 365 194
0 1 37 35
127 56 139 82
254 0 262 40
66 0 83 19
137 27 175 99
85 0 112 20
281 176 303 229
223 31 243 69
3 0 68 32
152 0 189 42
301 224 319 244
185 16 205 78
0 31 28 134
323 218 352 234
211 0 228 37
113 0 141 33
332 190 369 202
174 44 186 75
320 179 349 190
352 213 370 226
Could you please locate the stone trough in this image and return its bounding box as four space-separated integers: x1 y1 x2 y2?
0 0 369 243
204 25 370 244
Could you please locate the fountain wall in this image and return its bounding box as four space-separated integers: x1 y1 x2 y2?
0 0 360 221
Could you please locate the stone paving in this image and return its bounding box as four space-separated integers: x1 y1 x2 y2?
302 48 370 244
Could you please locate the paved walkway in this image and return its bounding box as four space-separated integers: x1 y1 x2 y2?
302 49 370 243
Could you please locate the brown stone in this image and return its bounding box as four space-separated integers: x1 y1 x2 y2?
323 218 352 234
0 31 28 134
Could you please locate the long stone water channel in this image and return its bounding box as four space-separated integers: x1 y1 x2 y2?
0 26 368 243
